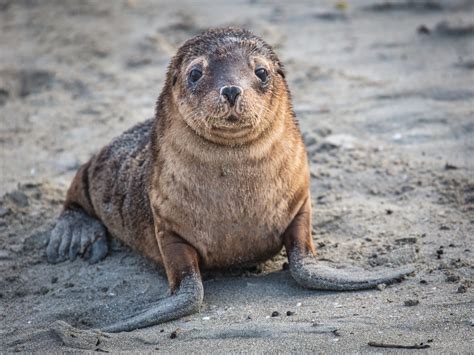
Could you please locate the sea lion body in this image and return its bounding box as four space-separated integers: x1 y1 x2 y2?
61 28 309 269
67 89 308 270
150 101 308 269
48 28 414 333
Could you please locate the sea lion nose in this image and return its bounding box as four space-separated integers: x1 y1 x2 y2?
220 86 242 107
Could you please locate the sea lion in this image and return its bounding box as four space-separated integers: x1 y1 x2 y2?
47 28 414 332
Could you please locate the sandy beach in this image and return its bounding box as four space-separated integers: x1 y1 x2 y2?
1 0 473 352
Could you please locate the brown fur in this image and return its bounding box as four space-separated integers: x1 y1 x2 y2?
64 28 312 272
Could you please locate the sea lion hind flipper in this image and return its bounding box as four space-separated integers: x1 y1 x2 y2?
47 209 108 264
283 196 415 291
288 258 415 291
101 274 203 332
101 231 203 332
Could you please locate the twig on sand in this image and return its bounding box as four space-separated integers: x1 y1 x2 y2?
368 341 430 349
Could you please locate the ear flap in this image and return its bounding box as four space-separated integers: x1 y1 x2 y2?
277 67 285 78
276 62 285 78
168 57 180 86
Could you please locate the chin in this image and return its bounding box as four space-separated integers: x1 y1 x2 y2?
209 124 253 139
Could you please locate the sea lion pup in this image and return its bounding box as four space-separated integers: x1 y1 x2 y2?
47 28 414 332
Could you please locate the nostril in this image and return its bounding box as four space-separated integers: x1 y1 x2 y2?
220 86 242 106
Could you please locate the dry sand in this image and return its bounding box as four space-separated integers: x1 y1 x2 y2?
0 0 473 352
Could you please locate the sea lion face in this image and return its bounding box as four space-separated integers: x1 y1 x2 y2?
169 28 286 144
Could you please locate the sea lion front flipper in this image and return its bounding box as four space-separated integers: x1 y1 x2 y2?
283 197 415 291
47 209 108 264
101 231 203 332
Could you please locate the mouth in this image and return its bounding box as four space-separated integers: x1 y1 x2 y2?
209 113 251 131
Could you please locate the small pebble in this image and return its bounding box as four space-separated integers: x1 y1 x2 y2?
51 276 58 284
420 279 427 284
286 311 295 316
296 302 302 307
457 284 467 293
445 274 460 283
271 311 279 317
170 328 181 339
436 248 444 259
417 24 431 34
444 163 458 170
404 299 419 307
202 316 210 321
376 283 386 291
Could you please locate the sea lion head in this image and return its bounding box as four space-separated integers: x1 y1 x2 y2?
164 27 288 145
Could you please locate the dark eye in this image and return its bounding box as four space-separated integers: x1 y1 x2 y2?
189 69 202 83
255 68 268 82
